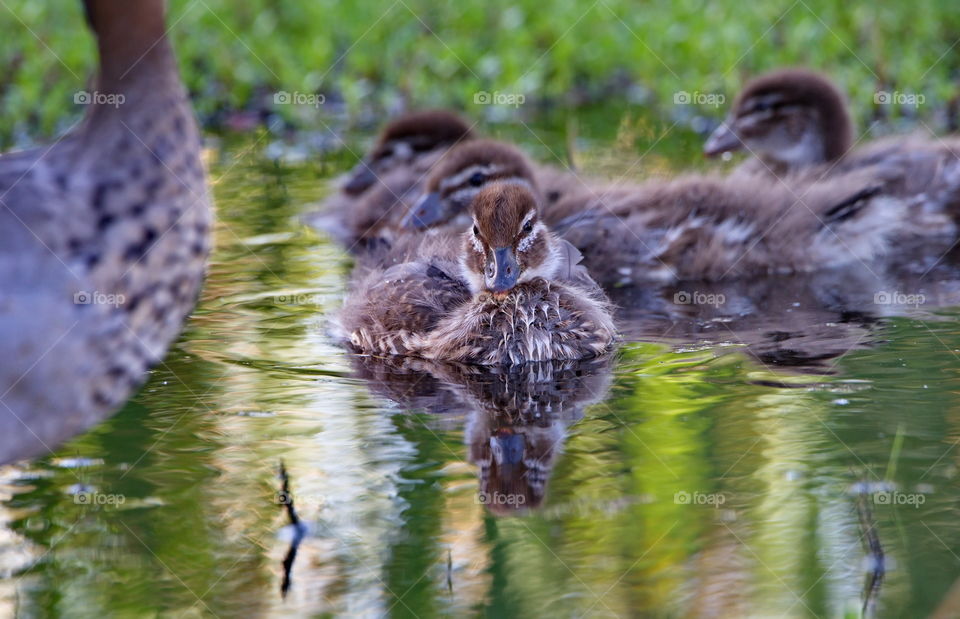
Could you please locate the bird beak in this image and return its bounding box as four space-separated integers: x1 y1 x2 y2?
490 430 526 469
487 247 520 293
402 192 444 229
343 162 377 195
703 120 743 157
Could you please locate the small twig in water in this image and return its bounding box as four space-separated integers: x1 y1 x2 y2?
278 461 308 598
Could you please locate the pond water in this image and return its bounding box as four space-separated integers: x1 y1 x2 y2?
3 109 960 617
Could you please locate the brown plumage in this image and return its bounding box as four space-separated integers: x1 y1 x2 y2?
344 109 475 195
705 68 852 171
0 0 211 463
384 138 914 288
705 68 960 222
555 167 919 285
309 110 475 248
400 139 583 231
339 184 616 364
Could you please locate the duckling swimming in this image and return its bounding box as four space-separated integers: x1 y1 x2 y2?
704 68 960 224
311 110 475 248
344 109 475 195
402 139 587 231
340 184 616 364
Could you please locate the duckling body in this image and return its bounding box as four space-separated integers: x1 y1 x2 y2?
705 68 960 224
340 184 615 364
556 168 910 285
0 0 210 462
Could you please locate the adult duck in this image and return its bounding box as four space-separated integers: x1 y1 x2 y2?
0 0 211 462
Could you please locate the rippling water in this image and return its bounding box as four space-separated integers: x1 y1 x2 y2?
4 114 960 617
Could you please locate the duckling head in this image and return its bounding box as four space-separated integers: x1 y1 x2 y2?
704 68 852 167
343 110 474 194
460 183 559 297
402 139 540 230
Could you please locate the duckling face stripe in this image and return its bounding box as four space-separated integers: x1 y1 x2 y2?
440 164 499 191
470 223 485 254
517 218 542 254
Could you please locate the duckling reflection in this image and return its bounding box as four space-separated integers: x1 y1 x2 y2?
432 359 611 513
348 355 613 513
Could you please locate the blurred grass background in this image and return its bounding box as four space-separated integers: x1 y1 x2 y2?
2 0 960 147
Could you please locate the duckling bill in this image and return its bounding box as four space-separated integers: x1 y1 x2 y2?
340 184 616 364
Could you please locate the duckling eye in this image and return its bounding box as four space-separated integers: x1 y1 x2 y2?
522 220 534 233
469 172 486 187
473 225 480 236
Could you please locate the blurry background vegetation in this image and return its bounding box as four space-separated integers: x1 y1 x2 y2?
2 0 960 147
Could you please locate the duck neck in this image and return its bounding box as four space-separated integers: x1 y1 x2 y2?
83 0 183 122
817 96 853 162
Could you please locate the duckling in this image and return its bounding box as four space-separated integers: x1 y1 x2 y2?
0 0 211 463
704 68 960 222
340 184 616 364
704 68 853 175
311 110 475 248
401 139 586 231
343 109 475 195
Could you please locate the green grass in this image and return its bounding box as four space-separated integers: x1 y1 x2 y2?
3 0 960 146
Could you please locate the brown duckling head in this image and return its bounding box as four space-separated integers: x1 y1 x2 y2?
459 183 558 297
402 139 540 230
343 109 474 195
704 68 852 167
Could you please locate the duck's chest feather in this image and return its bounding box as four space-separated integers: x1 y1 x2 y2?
420 279 615 365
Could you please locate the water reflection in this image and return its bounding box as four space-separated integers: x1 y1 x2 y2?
855 486 886 617
611 254 960 375
351 356 612 513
